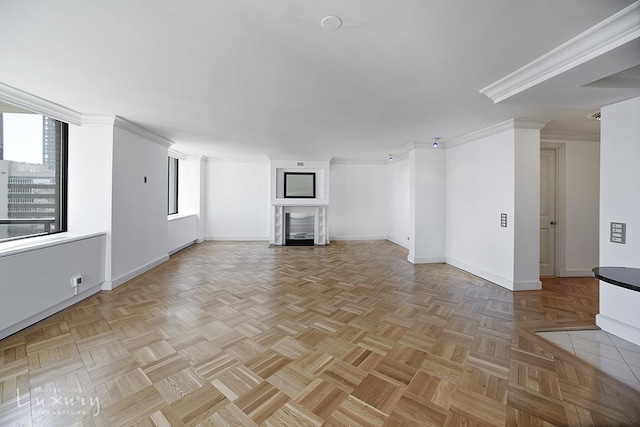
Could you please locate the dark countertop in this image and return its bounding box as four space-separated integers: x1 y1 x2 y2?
592 267 640 293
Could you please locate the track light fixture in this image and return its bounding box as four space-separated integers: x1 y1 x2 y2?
432 137 440 148
388 154 393 161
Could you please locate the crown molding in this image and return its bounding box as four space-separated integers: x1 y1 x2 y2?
541 130 599 142
513 118 551 130
268 155 333 162
185 154 207 162
207 157 269 163
403 142 442 151
0 82 82 125
446 120 515 149
113 116 174 148
81 114 116 126
331 158 388 165
168 148 187 160
480 2 640 103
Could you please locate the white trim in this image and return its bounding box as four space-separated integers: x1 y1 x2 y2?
446 257 515 290
169 241 196 255
541 130 600 142
168 148 187 160
0 232 107 258
596 314 640 347
0 285 101 341
331 235 387 241
207 157 269 163
445 120 514 149
81 114 116 126
446 119 549 149
480 2 640 103
206 236 270 241
268 155 333 162
330 158 388 165
386 236 410 249
560 268 594 277
513 281 542 291
403 141 438 151
408 255 445 264
168 213 198 222
113 116 174 148
0 82 82 125
107 254 169 290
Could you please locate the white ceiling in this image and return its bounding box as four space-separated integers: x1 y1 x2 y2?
0 0 638 160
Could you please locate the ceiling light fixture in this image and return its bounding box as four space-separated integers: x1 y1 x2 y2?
432 137 440 148
388 154 393 161
321 15 342 30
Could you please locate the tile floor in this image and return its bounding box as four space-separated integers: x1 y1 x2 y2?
537 330 640 391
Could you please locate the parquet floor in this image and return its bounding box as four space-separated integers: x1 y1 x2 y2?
1 241 639 426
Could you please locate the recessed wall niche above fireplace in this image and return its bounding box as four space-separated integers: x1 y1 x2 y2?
269 157 331 246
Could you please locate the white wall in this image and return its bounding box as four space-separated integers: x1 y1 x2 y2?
0 234 105 340
596 96 640 345
513 128 541 290
111 126 169 286
168 214 198 254
178 155 207 242
446 129 516 289
206 160 270 240
329 163 388 240
387 158 410 248
564 140 600 275
409 146 446 263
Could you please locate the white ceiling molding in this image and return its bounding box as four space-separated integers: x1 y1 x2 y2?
403 142 438 151
513 118 551 130
445 119 515 149
541 130 599 142
207 157 269 163
185 154 207 162
113 116 174 148
479 1 640 103
81 114 116 126
168 148 187 160
0 82 82 125
331 158 388 165
268 155 333 162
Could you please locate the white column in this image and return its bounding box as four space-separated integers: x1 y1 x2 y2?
406 143 446 264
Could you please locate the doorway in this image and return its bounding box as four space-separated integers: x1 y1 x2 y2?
540 149 557 276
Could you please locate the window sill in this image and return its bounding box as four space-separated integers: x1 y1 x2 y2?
0 231 107 258
168 213 197 222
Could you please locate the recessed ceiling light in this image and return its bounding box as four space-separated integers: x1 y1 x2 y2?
321 16 342 31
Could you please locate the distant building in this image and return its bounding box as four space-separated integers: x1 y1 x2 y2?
0 160 56 241
42 116 56 170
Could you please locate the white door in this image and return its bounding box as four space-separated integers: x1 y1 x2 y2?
540 149 556 276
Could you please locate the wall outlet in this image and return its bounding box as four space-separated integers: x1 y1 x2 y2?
71 276 82 287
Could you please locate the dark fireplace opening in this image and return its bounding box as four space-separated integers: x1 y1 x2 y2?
285 213 314 246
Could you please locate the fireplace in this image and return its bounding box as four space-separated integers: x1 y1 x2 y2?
272 205 328 246
285 213 314 246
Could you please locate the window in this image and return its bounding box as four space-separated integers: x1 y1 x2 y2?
168 157 178 215
0 111 68 242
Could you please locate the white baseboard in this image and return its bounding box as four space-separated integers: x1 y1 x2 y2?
596 314 640 347
446 257 514 290
109 254 169 289
169 240 196 255
560 268 593 277
331 235 387 241
0 284 101 340
408 255 445 264
205 236 269 241
386 236 409 249
513 280 542 291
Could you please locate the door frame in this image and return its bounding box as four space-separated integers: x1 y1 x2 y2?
540 142 565 277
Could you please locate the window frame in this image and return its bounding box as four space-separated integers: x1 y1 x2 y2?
167 156 178 215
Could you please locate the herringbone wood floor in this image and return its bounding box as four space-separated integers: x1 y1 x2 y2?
1 241 639 426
